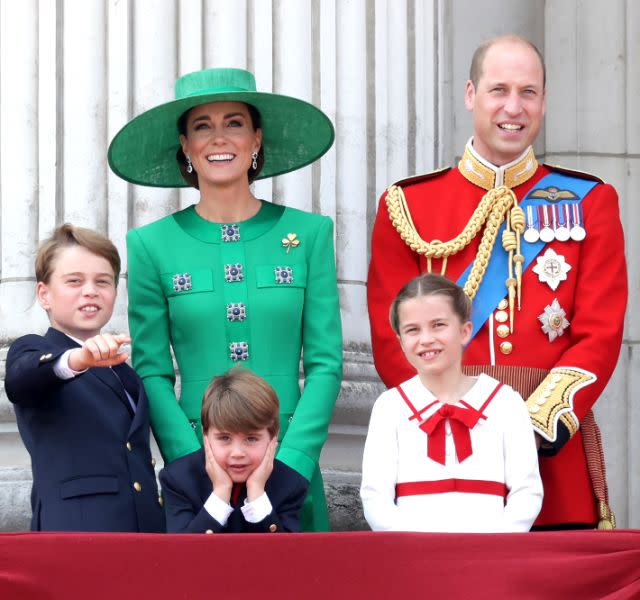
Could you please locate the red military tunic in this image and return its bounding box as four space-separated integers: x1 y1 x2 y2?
367 141 627 526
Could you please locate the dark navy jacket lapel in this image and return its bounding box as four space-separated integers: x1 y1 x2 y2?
90 367 135 417
44 328 134 418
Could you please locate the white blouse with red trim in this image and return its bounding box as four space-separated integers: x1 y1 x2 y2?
360 373 543 532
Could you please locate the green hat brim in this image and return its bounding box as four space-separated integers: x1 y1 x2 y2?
107 91 335 188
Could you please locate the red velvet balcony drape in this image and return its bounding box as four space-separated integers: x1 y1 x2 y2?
1 530 639 599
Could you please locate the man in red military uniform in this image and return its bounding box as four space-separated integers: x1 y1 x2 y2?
367 35 627 528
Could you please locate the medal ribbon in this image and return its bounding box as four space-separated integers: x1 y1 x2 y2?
458 172 598 341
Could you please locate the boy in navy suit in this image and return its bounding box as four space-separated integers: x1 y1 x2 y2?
5 224 164 532
160 369 308 533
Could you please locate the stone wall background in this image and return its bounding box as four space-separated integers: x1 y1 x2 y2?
1 0 637 530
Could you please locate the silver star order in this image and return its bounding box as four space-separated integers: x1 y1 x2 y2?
532 248 571 291
538 298 570 342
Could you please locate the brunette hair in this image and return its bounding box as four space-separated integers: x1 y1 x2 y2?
176 102 265 189
35 223 121 284
389 273 472 335
201 368 279 438
469 34 546 89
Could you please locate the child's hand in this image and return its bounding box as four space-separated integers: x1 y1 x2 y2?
204 436 232 504
68 333 131 371
246 437 277 502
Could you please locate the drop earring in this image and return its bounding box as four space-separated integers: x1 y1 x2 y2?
251 151 258 170
186 155 193 174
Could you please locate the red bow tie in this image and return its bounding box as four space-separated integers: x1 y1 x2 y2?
420 404 483 465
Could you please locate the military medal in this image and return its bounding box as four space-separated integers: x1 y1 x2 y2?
538 298 570 342
554 204 571 242
523 205 539 243
538 205 554 242
570 203 586 241
532 248 571 290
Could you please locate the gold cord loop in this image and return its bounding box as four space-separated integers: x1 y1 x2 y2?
386 184 524 326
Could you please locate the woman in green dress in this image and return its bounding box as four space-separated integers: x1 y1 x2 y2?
108 68 342 531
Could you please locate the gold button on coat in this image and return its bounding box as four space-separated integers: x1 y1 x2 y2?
158 496 164 507
126 442 132 451
497 299 508 310
496 324 510 338
205 529 214 534
495 311 508 323
269 524 278 533
499 341 513 355
133 482 142 492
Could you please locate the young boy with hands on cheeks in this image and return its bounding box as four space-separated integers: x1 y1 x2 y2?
361 274 543 533
160 369 308 534
5 224 164 532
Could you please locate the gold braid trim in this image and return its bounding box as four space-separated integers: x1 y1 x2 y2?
525 367 596 442
386 184 525 326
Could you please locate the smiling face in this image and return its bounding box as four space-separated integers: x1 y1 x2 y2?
205 427 272 483
397 294 472 381
179 101 262 189
36 245 117 341
465 39 546 166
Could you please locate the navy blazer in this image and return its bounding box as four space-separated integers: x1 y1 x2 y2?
160 449 308 533
5 327 165 532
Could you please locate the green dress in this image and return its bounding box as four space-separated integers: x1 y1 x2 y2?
126 200 342 531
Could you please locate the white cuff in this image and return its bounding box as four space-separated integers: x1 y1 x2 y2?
53 349 87 379
241 492 273 523
204 492 234 526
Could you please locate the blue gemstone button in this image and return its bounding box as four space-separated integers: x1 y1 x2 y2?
225 264 244 283
172 272 192 292
229 341 249 361
221 224 240 242
226 303 246 321
274 266 294 284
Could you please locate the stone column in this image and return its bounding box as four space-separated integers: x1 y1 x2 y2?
545 0 640 529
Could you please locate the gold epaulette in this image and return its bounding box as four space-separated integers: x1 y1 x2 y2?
525 367 597 442
390 167 451 190
543 163 605 184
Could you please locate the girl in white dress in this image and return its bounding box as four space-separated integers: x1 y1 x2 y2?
361 273 543 532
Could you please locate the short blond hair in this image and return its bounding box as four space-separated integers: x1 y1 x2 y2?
201 368 279 438
35 223 121 284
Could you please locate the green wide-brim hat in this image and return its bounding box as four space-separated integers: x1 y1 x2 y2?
107 68 335 187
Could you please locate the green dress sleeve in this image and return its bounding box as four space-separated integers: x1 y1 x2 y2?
276 216 343 480
126 228 201 463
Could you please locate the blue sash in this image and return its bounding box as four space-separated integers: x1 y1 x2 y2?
457 172 598 340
